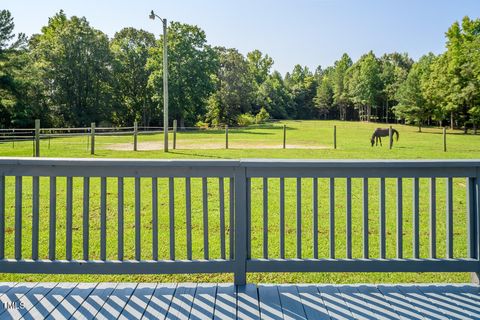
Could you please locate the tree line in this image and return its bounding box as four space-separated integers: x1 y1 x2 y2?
0 10 479 130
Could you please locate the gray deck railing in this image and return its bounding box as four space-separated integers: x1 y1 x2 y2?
0 158 479 285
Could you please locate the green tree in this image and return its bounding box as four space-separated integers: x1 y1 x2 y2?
0 9 30 127
30 11 112 126
147 22 217 127
394 54 435 131
285 65 317 119
380 52 413 122
256 71 292 119
331 53 352 120
206 48 255 125
247 49 273 86
111 28 156 126
313 73 333 119
344 52 382 121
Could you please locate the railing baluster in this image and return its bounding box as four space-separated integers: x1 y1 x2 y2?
446 177 453 258
170 177 175 260
467 177 476 259
219 177 226 260
152 178 158 261
229 178 234 260
297 178 302 259
346 178 352 259
280 177 285 259
379 178 386 259
66 177 73 260
118 177 124 261
49 176 56 260
413 178 419 259
186 177 192 260
202 177 208 260
263 178 268 259
135 177 141 260
83 177 90 260
0 176 3 260
397 178 403 259
430 178 436 258
329 178 335 259
247 178 251 259
15 176 22 260
32 176 39 260
101 177 107 261
363 178 369 259
313 177 318 259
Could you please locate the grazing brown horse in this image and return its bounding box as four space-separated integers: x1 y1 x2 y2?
371 128 399 146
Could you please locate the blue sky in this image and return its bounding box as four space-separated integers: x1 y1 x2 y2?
4 0 480 75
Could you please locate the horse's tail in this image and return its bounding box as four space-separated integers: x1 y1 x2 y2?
393 129 399 141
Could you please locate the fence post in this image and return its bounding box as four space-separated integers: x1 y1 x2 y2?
333 125 337 149
443 127 447 152
35 119 40 157
283 125 286 149
90 122 95 155
173 120 177 150
389 126 393 149
234 166 247 285
133 121 138 151
225 125 229 149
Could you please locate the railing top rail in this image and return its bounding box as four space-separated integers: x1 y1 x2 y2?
0 157 480 168
240 158 480 168
0 157 240 167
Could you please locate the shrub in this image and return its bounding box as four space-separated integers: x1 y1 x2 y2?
255 107 270 124
236 113 255 127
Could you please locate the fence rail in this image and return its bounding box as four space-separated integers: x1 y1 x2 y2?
0 158 479 285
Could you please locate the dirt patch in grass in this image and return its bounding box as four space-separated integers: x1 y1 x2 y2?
106 141 330 151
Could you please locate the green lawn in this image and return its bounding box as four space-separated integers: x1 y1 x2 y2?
0 120 479 284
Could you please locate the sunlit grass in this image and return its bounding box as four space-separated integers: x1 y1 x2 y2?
0 120 478 284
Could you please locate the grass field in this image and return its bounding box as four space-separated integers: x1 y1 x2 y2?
0 120 479 284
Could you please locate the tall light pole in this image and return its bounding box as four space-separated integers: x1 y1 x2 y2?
149 10 169 152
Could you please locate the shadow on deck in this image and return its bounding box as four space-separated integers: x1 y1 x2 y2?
0 282 479 319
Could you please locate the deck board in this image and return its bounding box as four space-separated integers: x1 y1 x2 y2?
258 284 284 320
237 283 260 320
189 283 217 320
166 282 197 319
0 282 476 319
296 284 330 320
23 282 77 320
95 282 137 320
46 282 97 320
213 283 236 319
71 282 118 320
119 283 156 320
141 283 176 320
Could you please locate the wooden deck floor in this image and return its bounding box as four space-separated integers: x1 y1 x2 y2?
0 282 478 319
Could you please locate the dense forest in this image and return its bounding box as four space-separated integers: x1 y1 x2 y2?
0 9 479 130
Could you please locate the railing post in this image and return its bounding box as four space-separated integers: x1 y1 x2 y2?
173 120 177 150
473 172 480 285
90 122 95 155
133 121 138 151
225 125 229 149
283 125 286 149
234 166 247 285
34 119 40 157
